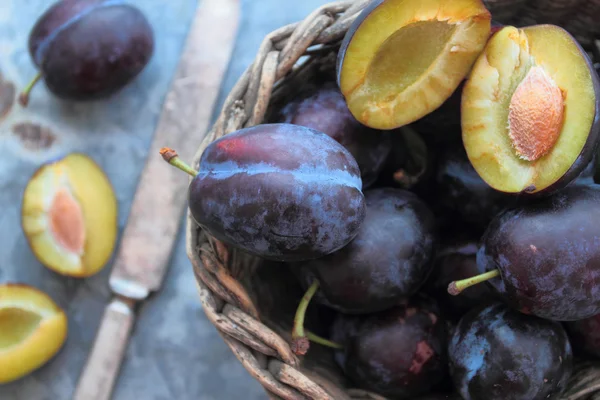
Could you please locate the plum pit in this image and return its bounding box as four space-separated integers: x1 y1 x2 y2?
49 188 85 256
508 66 565 161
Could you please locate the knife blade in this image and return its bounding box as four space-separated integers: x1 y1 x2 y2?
73 0 240 398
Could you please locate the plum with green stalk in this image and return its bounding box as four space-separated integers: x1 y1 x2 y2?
448 184 600 321
19 0 154 106
160 123 366 262
292 188 438 316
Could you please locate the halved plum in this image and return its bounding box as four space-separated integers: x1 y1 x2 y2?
337 0 491 130
462 24 600 195
21 153 118 277
0 284 67 383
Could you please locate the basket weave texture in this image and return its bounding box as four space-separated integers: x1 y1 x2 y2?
185 1 600 399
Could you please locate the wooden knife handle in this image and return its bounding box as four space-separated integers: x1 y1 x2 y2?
73 297 136 400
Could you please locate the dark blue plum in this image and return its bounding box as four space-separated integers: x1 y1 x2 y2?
477 184 600 320
25 0 154 102
188 123 366 262
274 85 391 188
564 313 600 359
449 302 573 400
424 241 496 320
332 296 449 399
433 145 513 231
295 188 437 314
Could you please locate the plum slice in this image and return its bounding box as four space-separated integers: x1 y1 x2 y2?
0 284 67 384
21 153 118 277
462 24 600 195
337 0 491 130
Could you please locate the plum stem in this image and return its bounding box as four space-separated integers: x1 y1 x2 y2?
448 269 501 296
18 72 43 107
291 280 341 355
306 331 343 350
160 147 198 176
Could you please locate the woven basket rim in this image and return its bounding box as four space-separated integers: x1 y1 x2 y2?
184 1 600 399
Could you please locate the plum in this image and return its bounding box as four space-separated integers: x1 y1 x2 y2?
0 284 67 384
337 0 491 129
564 313 600 359
294 188 437 314
450 184 600 321
449 302 573 400
20 0 154 105
433 146 513 231
425 241 495 320
21 153 118 277
332 296 449 399
462 24 600 196
273 85 391 188
161 123 366 262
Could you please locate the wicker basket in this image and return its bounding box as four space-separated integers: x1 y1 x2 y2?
185 1 600 399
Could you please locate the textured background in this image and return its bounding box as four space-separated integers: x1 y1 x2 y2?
0 0 329 399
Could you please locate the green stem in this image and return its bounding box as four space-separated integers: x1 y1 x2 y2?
292 280 319 340
159 147 198 176
306 330 343 350
448 269 501 296
290 281 343 355
18 72 43 107
291 280 319 355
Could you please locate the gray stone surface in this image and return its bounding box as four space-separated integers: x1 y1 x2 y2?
0 0 330 399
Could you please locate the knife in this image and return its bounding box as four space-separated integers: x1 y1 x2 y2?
72 0 240 399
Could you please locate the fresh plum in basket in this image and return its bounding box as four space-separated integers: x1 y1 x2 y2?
161 123 366 262
20 0 154 105
462 24 600 197
424 240 495 320
273 84 392 188
294 187 437 314
332 296 449 399
336 0 491 130
449 184 600 321
564 313 600 359
434 145 513 231
449 302 573 400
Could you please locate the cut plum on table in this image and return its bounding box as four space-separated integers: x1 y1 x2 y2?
337 0 491 130
462 24 600 196
21 153 118 277
0 284 67 384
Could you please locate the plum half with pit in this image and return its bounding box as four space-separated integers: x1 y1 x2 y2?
21 153 118 277
449 302 573 400
19 0 154 105
462 24 600 196
336 0 491 130
161 123 366 262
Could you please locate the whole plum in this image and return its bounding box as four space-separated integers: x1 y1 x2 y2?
333 296 449 399
434 145 513 231
188 123 366 262
564 313 600 359
20 0 154 105
475 184 600 320
274 85 391 188
449 302 573 400
425 241 495 320
295 187 437 314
